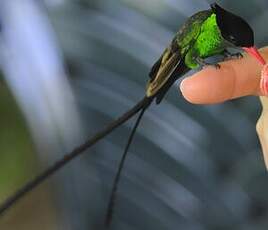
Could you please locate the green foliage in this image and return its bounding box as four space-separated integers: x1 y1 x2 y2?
0 82 37 200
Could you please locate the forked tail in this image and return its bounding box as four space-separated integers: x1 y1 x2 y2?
0 96 152 216
105 99 151 227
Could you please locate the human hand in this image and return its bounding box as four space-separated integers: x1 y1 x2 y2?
180 47 268 104
179 47 268 169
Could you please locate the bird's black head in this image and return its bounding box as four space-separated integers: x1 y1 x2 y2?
211 3 254 47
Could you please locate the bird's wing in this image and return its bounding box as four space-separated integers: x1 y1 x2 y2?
146 51 181 97
149 54 163 80
147 10 213 98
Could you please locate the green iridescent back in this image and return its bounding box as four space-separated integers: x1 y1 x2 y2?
194 13 224 57
174 10 225 69
176 10 213 54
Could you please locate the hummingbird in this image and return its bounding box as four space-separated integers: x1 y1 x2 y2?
105 2 266 227
0 2 265 227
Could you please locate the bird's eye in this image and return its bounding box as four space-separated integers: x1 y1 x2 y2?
229 35 236 41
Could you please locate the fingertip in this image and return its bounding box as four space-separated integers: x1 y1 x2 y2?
180 77 199 104
180 66 224 104
179 47 268 105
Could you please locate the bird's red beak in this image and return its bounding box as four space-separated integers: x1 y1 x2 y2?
243 46 266 65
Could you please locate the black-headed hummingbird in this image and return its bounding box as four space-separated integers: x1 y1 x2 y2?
0 2 265 227
106 2 266 226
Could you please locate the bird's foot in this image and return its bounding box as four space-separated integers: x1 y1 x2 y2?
195 57 221 69
223 50 243 60
211 63 221 69
260 64 268 96
202 63 221 70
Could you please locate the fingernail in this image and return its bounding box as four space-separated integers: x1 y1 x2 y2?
180 78 186 93
180 77 191 94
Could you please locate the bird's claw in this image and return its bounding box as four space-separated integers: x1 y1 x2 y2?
212 63 221 69
235 52 244 59
223 51 243 60
200 63 221 70
196 57 221 70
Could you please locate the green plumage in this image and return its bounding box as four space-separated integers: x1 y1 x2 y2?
105 4 258 226
147 10 226 99
184 13 225 68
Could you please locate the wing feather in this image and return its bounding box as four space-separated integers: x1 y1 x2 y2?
146 10 213 99
146 52 181 97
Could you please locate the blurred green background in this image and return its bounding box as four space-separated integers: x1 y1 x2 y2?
0 0 268 229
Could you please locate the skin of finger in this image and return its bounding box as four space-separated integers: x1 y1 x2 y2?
256 96 268 170
180 47 268 104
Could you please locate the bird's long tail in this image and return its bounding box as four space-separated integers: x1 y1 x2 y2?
0 96 152 216
105 99 151 227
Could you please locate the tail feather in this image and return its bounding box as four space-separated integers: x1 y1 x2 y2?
105 100 151 227
105 60 190 226
0 97 152 217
